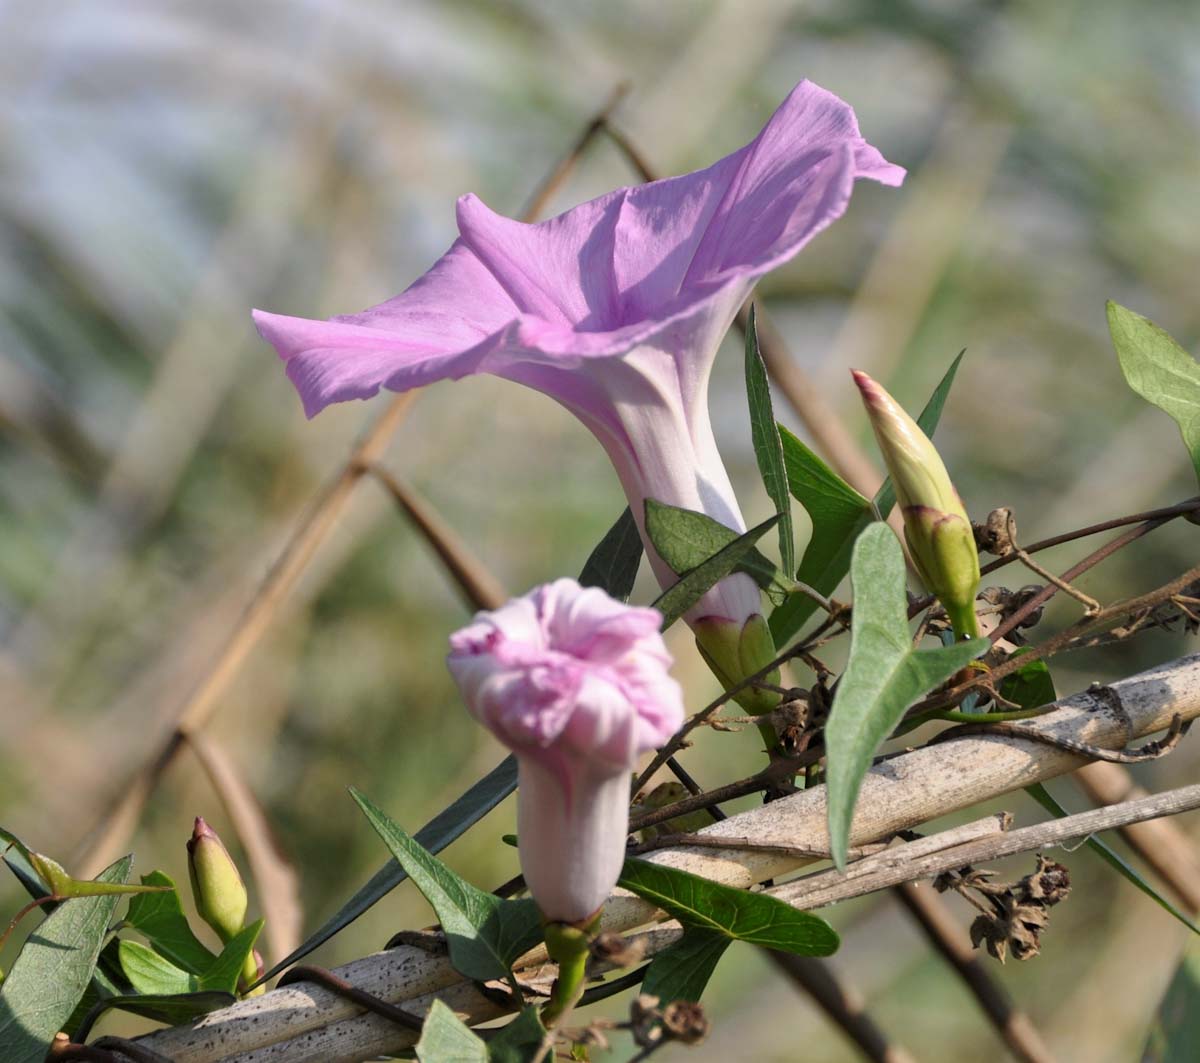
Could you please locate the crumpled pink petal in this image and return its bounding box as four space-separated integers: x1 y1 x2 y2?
447 578 684 922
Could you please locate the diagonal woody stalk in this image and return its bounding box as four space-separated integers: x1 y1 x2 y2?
118 652 1200 1063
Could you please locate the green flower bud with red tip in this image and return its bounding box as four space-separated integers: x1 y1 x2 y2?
852 369 981 640
187 817 248 944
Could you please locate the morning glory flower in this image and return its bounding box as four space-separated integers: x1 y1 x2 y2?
255 80 903 700
446 578 683 924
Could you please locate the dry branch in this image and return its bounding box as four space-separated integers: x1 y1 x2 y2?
113 652 1200 1063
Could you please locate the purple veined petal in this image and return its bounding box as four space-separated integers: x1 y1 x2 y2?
257 79 905 628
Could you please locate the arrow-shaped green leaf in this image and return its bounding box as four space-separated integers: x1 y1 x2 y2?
350 789 542 984
1108 301 1200 486
825 523 986 868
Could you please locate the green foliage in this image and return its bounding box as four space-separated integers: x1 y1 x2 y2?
416 999 488 1062
645 500 788 604
1108 301 1200 485
997 652 1057 712
486 1007 548 1063
124 870 218 974
351 789 542 984
618 857 838 1002
577 507 642 601
769 351 965 646
824 524 985 868
260 754 519 983
744 306 795 575
71 990 234 1043
647 508 780 628
1144 948 1200 1062
0 855 132 1063
119 919 263 996
640 927 731 1003
0 828 164 902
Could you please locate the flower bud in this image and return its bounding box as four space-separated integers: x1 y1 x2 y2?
852 370 981 639
187 817 248 944
447 579 684 925
692 613 781 718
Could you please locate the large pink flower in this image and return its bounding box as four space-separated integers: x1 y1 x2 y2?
254 80 903 629
447 578 683 923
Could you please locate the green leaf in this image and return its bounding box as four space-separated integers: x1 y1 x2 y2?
744 306 795 575
201 919 264 993
770 428 871 644
1026 784 1199 936
0 830 163 902
487 1006 548 1063
648 511 781 629
415 999 487 1063
1107 301 1200 484
646 500 788 604
118 940 196 996
617 858 839 956
0 855 132 1063
259 754 518 984
825 523 986 868
124 870 217 975
71 991 234 1043
351 789 542 984
578 507 643 601
1144 947 1200 1062
998 652 1057 712
641 927 732 1003
770 351 965 646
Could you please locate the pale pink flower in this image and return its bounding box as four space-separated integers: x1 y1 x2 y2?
255 81 903 629
447 578 683 923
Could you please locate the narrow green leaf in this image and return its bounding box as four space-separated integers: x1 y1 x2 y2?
487 1006 548 1063
258 754 518 984
0 831 162 902
770 351 965 646
124 870 217 975
649 513 781 629
1107 301 1200 484
646 500 788 603
1144 947 1200 1062
415 999 488 1063
200 919 264 993
1026 785 1198 935
578 507 643 601
0 855 132 1063
825 523 985 868
770 428 871 644
744 306 795 575
71 991 234 1043
617 858 839 956
118 940 197 996
641 927 732 1003
351 789 542 983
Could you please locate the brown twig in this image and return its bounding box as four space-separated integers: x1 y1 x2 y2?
894 882 1055 1063
277 964 425 1033
1071 763 1200 915
768 953 917 1063
368 465 507 611
772 783 1200 913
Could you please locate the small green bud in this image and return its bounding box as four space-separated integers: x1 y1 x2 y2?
853 370 981 639
187 817 248 944
693 613 781 716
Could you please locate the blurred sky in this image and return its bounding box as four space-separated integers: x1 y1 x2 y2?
1 2 1198 1059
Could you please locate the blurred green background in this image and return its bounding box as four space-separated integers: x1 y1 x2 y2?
1 1 1198 1059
